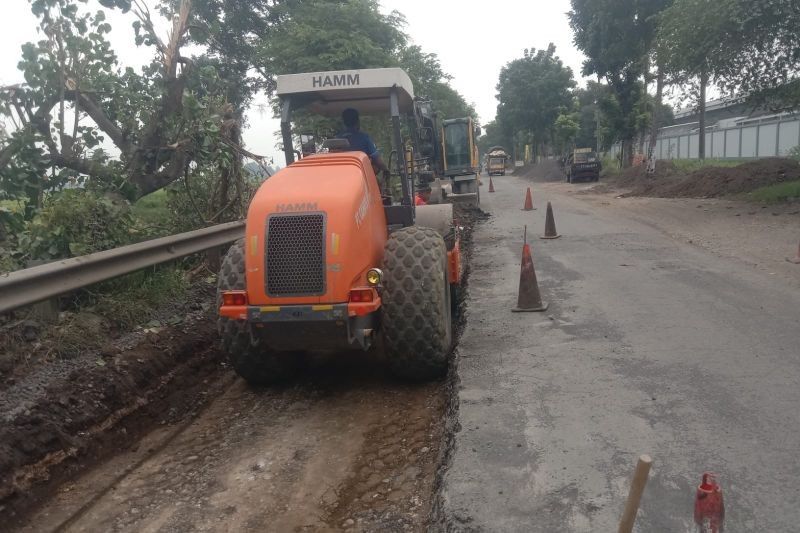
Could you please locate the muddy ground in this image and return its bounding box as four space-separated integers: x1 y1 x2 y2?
515 160 565 183
1 205 485 532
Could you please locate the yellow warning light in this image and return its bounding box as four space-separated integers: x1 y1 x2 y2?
366 268 383 286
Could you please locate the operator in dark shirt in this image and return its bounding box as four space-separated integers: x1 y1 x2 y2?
339 108 390 188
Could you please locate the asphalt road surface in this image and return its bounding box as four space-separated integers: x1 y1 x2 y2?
442 172 800 532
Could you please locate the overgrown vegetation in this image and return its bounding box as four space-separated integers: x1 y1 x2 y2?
0 0 476 340
569 0 671 166
0 0 475 271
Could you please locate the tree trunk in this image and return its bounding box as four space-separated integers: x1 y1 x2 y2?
646 65 664 174
616 80 637 169
621 139 634 168
698 68 708 161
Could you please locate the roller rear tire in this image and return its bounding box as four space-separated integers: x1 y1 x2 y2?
217 240 298 385
381 227 453 380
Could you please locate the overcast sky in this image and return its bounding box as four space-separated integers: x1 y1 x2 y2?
0 0 589 166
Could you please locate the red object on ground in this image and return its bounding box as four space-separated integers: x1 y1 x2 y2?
414 194 427 206
694 472 724 532
489 177 495 193
523 187 534 210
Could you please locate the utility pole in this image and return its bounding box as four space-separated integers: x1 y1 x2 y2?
698 67 708 161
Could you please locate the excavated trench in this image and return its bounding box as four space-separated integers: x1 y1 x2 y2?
1 205 487 532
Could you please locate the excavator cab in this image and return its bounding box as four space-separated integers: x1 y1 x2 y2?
408 100 480 206
217 68 461 385
441 117 481 205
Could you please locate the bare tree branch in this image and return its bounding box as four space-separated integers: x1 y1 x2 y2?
46 153 119 181
70 87 129 152
132 0 167 55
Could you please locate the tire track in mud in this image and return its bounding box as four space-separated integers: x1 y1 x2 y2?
17 357 447 532
1 316 229 529
9 205 488 532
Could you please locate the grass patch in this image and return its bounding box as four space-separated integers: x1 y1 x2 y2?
132 189 170 227
80 266 190 329
744 181 800 203
600 154 622 178
671 158 744 173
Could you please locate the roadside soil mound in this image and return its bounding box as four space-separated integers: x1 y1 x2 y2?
517 160 564 182
611 158 800 198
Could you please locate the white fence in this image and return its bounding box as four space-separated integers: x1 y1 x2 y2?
653 117 800 160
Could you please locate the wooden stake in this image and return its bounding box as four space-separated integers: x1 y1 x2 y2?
618 454 653 533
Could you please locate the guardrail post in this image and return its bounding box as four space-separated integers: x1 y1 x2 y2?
25 260 59 323
206 247 222 272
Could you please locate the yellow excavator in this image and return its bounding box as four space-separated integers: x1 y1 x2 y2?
410 100 481 206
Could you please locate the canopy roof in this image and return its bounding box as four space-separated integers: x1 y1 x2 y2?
276 68 415 116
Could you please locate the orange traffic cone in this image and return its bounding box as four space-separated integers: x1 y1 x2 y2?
694 473 724 533
489 176 495 193
787 240 800 264
522 187 535 210
540 201 561 239
512 226 548 312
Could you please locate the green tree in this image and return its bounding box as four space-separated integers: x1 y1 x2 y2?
713 0 799 109
658 0 800 159
573 81 612 151
495 44 576 161
657 0 727 159
182 0 288 110
264 0 406 74
569 0 672 166
261 1 473 160
477 120 511 156
554 112 579 155
0 0 249 204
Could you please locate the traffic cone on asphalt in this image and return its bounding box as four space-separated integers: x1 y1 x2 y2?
512 226 548 312
540 202 561 239
489 176 495 193
523 187 535 210
694 473 724 533
787 240 800 264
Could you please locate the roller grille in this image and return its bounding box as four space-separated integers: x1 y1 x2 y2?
266 214 325 296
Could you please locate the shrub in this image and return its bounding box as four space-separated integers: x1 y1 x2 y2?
166 169 256 233
17 189 135 262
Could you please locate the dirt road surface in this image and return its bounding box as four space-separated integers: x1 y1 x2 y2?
442 172 800 531
17 356 449 532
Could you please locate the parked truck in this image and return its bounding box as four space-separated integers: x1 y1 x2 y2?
565 147 601 183
486 146 509 176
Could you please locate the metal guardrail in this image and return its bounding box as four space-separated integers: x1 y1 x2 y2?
0 221 245 314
